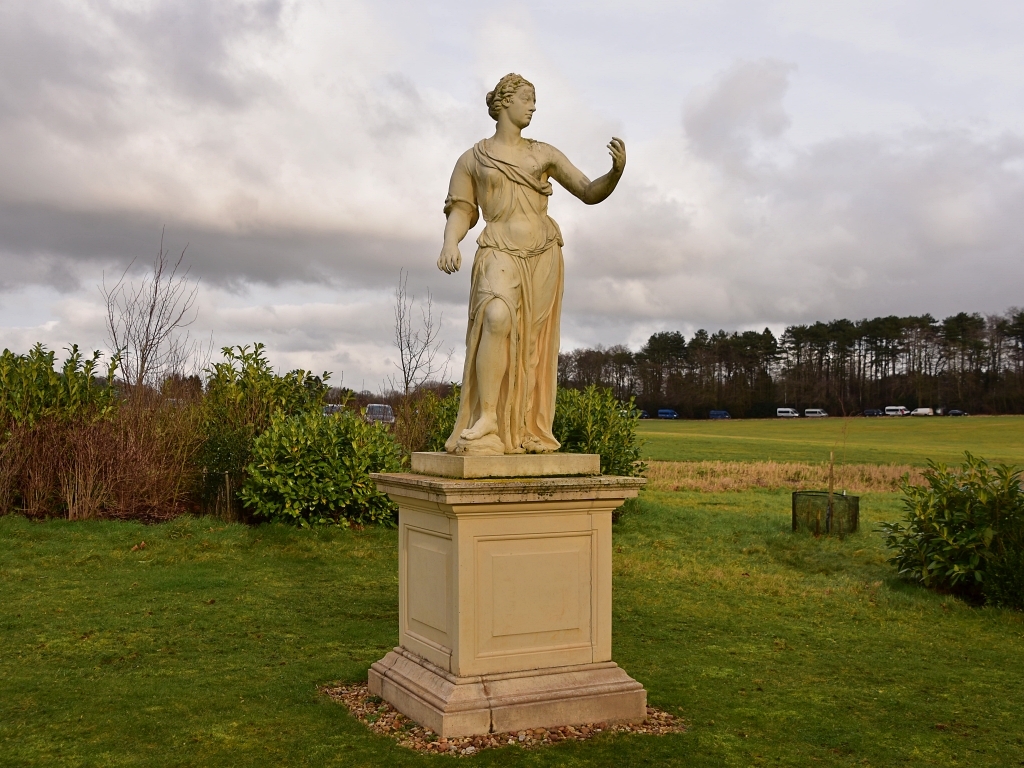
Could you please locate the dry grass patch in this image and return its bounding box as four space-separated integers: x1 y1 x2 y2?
646 460 925 493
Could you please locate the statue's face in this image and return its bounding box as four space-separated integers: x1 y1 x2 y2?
504 85 536 129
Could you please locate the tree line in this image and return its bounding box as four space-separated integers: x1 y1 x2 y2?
557 309 1024 417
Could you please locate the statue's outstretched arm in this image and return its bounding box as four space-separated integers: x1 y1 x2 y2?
547 137 626 205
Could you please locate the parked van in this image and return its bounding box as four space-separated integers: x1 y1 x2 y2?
885 406 908 417
776 408 799 418
709 410 731 420
911 407 934 416
804 408 828 418
365 403 396 424
657 409 678 419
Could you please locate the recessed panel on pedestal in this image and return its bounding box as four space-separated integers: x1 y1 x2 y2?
474 532 593 668
405 527 452 660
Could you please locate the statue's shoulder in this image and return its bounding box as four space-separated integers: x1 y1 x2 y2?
524 139 559 161
452 145 479 173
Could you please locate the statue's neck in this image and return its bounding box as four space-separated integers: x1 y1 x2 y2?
492 119 525 147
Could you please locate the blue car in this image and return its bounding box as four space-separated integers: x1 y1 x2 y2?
657 409 678 419
709 410 731 420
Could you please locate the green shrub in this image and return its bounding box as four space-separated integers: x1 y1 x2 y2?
879 453 1024 608
239 408 404 527
423 386 460 453
421 385 645 476
200 344 329 512
0 344 119 427
554 386 646 477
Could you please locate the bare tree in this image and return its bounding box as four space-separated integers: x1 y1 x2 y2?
390 269 451 395
102 229 203 393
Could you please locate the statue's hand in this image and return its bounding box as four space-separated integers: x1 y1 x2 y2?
438 244 462 274
608 137 626 175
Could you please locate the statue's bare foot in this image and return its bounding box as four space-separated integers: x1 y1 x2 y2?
460 416 498 442
522 435 549 454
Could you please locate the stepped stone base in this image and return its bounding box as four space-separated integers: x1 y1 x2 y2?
368 647 646 738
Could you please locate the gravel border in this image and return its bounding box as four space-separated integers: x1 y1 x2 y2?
321 681 687 756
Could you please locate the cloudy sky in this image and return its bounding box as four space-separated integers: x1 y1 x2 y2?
2 1 1023 389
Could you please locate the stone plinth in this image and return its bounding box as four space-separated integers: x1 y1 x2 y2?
367 471 647 737
410 451 600 479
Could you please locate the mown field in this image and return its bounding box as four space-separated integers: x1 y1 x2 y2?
3 489 1024 767
638 415 1024 466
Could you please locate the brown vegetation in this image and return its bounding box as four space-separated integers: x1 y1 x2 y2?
646 459 924 494
0 394 204 522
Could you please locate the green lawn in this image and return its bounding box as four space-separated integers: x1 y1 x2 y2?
3 496 1023 767
638 415 1024 466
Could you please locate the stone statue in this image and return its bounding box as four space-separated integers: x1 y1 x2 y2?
438 73 626 455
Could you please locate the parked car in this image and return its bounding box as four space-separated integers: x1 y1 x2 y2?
911 407 934 416
804 408 828 418
884 406 909 417
946 409 969 417
657 409 678 419
863 408 883 417
364 403 396 424
709 410 731 420
776 407 799 418
636 410 650 419
322 404 346 416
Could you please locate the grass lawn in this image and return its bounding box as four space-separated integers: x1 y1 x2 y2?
638 415 1024 466
3 495 1023 767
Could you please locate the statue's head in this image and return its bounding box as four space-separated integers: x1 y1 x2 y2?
486 73 535 123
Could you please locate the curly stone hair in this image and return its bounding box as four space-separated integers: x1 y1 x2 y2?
485 73 534 121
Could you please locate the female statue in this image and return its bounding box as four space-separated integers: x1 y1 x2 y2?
438 73 626 455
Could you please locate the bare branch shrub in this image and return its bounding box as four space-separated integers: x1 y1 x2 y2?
102 228 202 393
390 269 451 396
387 270 453 454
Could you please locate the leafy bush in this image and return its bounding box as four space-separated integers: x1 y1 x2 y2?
424 387 461 452
0 344 119 427
420 385 645 476
200 344 329 513
388 388 458 455
382 385 461 455
554 386 646 477
879 453 1024 608
239 408 404 527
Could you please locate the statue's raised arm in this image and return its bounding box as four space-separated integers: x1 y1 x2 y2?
438 73 626 456
545 138 626 205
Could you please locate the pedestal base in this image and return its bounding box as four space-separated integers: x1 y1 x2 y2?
369 647 646 738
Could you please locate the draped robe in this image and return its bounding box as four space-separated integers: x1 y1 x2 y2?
444 139 564 454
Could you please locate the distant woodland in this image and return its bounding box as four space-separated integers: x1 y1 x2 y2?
557 309 1024 417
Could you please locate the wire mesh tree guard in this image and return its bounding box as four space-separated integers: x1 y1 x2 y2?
791 491 859 536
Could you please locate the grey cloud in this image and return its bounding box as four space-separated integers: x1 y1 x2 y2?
556 63 1024 346
108 0 284 108
0 199 459 299
0 1 283 126
683 58 795 170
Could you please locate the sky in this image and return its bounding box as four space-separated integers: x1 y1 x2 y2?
1 0 1023 390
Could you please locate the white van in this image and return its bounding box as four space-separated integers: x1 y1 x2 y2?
776 408 799 418
804 408 828 418
885 406 908 417
911 407 934 416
